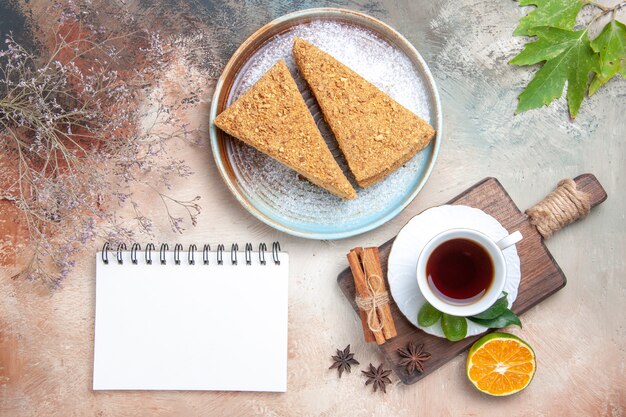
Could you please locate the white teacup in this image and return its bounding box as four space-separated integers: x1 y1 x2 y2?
416 229 523 317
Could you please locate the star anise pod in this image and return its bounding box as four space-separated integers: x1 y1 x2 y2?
361 363 392 393
397 341 431 375
329 344 359 378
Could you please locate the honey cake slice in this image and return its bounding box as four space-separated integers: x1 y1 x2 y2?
214 60 356 199
292 38 436 188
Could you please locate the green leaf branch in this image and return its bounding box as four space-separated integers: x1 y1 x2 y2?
511 0 626 118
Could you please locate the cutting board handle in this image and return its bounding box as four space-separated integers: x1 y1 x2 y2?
525 173 607 239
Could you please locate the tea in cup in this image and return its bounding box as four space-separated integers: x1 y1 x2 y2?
416 229 522 317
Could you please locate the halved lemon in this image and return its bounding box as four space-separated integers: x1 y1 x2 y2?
466 332 536 396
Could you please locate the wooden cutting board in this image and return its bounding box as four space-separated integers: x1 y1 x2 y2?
337 174 607 385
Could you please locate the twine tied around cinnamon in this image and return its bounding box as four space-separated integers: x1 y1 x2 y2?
355 273 389 333
525 179 591 239
347 247 397 344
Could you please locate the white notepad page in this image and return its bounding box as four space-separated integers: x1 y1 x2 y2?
93 249 288 392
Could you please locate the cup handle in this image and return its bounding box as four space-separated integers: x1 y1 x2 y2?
496 231 523 250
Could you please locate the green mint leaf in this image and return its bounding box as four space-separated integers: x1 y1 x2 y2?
441 313 468 342
589 20 626 96
514 0 586 37
418 302 442 327
511 27 597 118
468 309 522 329
471 294 509 319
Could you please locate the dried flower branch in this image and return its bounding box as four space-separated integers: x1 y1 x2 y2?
0 3 202 287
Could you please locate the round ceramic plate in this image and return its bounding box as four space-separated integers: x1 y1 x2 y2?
209 8 442 239
387 205 521 339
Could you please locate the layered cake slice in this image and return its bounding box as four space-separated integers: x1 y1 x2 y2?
292 38 436 188
214 60 356 199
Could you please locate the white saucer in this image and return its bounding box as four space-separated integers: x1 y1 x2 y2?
387 205 521 339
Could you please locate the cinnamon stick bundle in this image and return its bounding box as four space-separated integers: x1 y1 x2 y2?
347 247 397 345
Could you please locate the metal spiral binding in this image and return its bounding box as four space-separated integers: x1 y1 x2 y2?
174 244 183 265
102 242 110 264
188 244 197 265
216 244 224 265
116 243 126 264
259 243 267 265
202 244 210 265
102 242 281 266
245 243 252 265
145 243 155 264
130 243 141 264
272 242 281 265
160 243 169 265
231 243 238 265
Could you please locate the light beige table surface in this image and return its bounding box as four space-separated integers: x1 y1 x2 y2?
1 0 624 416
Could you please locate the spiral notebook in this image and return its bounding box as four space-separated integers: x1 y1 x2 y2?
93 242 288 392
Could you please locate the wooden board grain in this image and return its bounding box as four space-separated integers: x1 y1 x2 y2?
337 174 607 385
